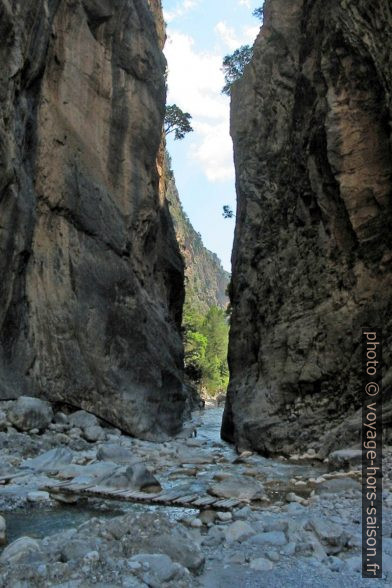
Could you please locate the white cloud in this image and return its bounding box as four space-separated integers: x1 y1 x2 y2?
191 118 234 182
164 0 200 23
164 31 234 182
214 22 241 52
244 25 261 40
239 0 251 7
215 20 259 50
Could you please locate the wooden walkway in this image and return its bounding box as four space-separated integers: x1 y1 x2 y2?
41 480 242 511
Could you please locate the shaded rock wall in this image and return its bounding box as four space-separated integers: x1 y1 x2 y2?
223 0 392 455
0 0 186 440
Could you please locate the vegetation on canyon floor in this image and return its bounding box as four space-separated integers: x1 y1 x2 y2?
183 303 229 397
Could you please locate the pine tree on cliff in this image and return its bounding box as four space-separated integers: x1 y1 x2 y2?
164 105 193 140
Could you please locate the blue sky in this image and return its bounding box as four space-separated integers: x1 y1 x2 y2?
162 0 262 271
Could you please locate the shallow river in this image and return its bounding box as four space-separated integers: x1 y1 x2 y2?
2 407 326 546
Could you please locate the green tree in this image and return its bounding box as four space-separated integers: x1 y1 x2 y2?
253 6 264 21
200 306 229 394
182 304 229 397
221 45 253 95
201 307 228 358
164 104 193 140
222 205 235 219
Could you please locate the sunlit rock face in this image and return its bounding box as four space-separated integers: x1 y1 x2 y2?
0 0 186 440
223 0 392 455
164 153 230 314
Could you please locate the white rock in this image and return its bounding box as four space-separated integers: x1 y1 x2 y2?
22 447 73 473
306 518 347 547
285 492 307 505
68 410 99 430
127 561 142 571
250 531 287 547
129 554 177 583
0 536 41 564
84 425 105 442
233 506 252 520
266 550 280 562
84 551 100 562
96 443 134 464
7 396 53 432
250 557 274 571
217 511 232 522
53 493 79 504
329 449 362 469
27 491 50 503
209 476 266 501
54 412 68 424
224 521 255 543
289 454 300 461
99 463 161 492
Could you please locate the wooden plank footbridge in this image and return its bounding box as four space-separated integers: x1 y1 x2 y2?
39 479 243 511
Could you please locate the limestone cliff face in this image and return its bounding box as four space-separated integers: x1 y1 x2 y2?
165 155 229 313
0 0 186 440
223 0 392 455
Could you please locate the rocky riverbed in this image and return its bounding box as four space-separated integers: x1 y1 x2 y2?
0 398 391 587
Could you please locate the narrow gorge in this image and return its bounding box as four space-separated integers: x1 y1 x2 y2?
0 0 391 586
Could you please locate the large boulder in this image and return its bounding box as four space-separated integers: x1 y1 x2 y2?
96 444 134 464
68 410 100 430
305 519 348 551
129 553 180 583
84 425 105 442
7 396 53 431
58 461 118 481
208 476 267 502
315 478 361 495
99 463 161 492
224 521 255 543
101 512 205 572
22 447 73 474
0 537 41 565
60 538 101 562
328 449 362 470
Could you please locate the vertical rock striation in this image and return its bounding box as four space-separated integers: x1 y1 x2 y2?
223 0 392 455
0 0 186 440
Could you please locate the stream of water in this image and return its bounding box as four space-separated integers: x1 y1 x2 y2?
2 407 326 546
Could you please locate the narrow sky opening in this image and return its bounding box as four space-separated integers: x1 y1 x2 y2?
162 0 261 272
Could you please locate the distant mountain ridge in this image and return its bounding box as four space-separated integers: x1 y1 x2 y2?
165 154 230 313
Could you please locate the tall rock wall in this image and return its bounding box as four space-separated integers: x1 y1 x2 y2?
0 0 186 440
223 0 392 455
